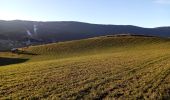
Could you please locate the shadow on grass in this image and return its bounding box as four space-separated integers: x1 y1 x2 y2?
0 57 29 66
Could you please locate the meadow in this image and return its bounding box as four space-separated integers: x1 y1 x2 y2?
0 36 170 99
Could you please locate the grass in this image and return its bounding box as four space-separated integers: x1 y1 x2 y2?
0 35 170 99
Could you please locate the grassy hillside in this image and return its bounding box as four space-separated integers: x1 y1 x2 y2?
23 36 169 60
0 36 170 99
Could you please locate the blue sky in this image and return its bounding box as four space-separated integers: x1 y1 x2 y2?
0 0 170 27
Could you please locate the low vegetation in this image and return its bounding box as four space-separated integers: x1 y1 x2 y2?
0 35 170 99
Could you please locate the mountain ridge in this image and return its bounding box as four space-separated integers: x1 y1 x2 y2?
0 20 170 50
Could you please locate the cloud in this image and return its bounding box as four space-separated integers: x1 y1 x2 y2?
154 0 170 4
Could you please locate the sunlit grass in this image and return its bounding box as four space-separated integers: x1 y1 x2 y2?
0 36 170 99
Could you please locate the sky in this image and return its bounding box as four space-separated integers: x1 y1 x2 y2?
0 0 170 28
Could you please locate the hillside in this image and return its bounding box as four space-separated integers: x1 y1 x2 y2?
24 35 169 59
0 36 170 99
0 20 170 50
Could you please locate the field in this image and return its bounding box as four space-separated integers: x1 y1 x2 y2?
0 36 170 99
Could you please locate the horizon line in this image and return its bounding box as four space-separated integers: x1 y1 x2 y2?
0 19 169 29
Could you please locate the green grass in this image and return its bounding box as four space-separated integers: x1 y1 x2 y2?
0 35 170 99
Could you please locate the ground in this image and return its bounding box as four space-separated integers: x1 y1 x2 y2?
0 36 170 99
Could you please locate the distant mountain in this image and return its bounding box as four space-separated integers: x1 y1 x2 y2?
0 20 170 50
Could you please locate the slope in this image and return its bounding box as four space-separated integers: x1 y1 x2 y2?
0 36 170 99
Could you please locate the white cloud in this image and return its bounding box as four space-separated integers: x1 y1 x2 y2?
154 0 170 4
